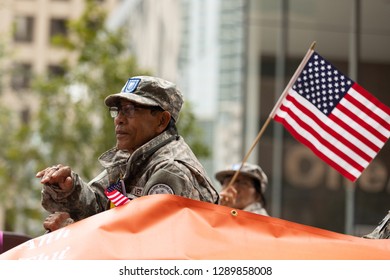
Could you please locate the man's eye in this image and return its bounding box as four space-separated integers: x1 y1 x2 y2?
121 106 133 114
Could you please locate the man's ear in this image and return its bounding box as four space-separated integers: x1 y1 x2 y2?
158 111 172 131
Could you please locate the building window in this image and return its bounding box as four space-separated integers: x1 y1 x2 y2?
48 64 66 78
13 16 34 42
49 18 68 41
20 107 31 124
11 63 32 90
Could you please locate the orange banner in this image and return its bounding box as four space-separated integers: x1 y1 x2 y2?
1 194 389 260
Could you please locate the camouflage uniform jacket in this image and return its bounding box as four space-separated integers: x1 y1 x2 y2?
363 210 390 239
41 128 219 221
243 202 269 216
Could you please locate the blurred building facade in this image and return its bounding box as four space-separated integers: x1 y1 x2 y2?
253 0 390 235
0 0 119 120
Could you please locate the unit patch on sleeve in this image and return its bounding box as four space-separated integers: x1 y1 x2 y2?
147 184 174 195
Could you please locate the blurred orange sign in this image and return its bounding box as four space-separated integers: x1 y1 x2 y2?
1 194 389 260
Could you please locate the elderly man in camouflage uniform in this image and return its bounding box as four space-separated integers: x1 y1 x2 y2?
37 76 219 231
215 162 269 216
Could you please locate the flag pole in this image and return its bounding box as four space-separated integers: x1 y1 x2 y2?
344 0 360 235
225 41 317 190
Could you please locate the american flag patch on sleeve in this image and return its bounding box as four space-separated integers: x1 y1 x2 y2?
105 180 130 207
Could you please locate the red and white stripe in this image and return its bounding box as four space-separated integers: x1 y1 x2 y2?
105 189 129 207
273 83 390 181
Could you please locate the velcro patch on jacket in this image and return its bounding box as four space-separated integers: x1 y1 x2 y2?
147 184 174 195
143 169 186 196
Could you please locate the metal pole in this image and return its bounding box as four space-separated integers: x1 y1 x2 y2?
345 0 360 235
271 0 288 218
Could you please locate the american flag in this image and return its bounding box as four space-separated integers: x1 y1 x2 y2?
272 51 390 182
105 180 129 207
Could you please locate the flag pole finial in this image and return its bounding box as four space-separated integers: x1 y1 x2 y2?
310 41 317 50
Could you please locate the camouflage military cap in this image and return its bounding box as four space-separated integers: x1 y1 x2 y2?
104 76 184 122
215 162 268 194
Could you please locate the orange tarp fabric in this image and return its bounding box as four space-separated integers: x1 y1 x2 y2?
1 194 389 260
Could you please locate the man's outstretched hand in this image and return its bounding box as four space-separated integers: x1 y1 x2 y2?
36 164 73 192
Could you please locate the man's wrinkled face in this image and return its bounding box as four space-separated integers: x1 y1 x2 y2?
113 100 164 153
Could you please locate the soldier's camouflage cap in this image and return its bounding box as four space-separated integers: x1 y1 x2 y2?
215 162 268 194
104 76 184 122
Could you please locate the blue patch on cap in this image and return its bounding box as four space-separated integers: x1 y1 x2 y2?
122 78 141 93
